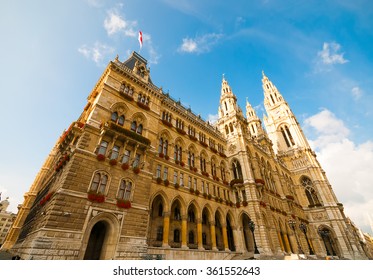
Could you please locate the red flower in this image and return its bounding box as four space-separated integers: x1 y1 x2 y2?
109 159 117 166
133 167 140 174
97 154 105 161
121 163 129 171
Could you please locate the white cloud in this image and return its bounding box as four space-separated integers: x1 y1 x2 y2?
351 86 363 100
304 109 373 234
317 42 348 65
78 42 114 66
104 10 137 37
207 113 219 124
178 33 223 54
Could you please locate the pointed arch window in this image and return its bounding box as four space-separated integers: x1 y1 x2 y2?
111 112 118 122
89 172 108 194
301 177 322 206
174 229 180 243
229 123 234 133
118 179 132 200
188 210 195 223
280 125 295 148
232 160 243 180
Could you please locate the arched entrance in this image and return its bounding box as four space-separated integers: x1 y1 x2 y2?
84 221 107 260
318 227 339 256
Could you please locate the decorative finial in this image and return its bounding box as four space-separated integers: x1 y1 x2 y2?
222 73 225 81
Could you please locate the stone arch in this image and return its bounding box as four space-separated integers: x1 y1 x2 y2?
148 193 169 247
317 225 341 257
110 101 129 114
80 211 120 260
226 210 236 251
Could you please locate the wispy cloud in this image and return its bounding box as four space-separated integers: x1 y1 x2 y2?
207 113 219 124
304 109 373 234
178 33 223 54
78 42 114 66
317 42 348 65
351 86 363 101
104 9 137 37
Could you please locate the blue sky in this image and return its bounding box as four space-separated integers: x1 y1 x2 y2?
1 0 373 234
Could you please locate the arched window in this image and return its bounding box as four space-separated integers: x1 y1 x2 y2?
202 232 207 245
188 210 195 223
163 140 168 156
158 138 164 154
188 151 195 167
229 123 234 132
200 156 206 172
232 160 243 180
110 145 120 160
136 124 143 135
118 115 125 126
97 140 108 155
301 177 321 206
89 172 108 194
131 121 137 132
111 112 118 122
174 207 181 220
158 203 163 217
280 125 295 148
118 179 132 200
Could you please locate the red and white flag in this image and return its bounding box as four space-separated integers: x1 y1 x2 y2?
138 31 143 49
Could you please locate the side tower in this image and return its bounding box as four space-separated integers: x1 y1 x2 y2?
262 72 366 259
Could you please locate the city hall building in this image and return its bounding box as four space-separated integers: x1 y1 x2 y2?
1 52 367 260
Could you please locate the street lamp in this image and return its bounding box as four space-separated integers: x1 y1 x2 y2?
288 219 304 254
248 220 260 254
299 223 314 255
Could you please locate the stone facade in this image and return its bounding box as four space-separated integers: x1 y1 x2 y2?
0 199 16 248
1 52 368 260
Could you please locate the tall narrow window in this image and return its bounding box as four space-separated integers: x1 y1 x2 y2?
131 121 137 132
156 164 161 178
163 167 168 180
136 124 143 135
118 115 125 126
89 172 108 194
98 140 108 155
285 126 295 145
133 154 140 167
111 112 118 122
118 180 132 200
122 149 131 163
110 145 120 160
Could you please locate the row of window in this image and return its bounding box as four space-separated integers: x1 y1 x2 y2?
97 140 141 167
155 164 235 201
89 172 133 201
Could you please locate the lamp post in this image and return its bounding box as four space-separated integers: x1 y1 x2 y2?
248 220 260 254
299 223 314 255
288 219 304 254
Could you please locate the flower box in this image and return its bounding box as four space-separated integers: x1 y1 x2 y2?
189 188 195 194
199 141 208 147
219 152 227 158
175 160 180 165
121 163 129 171
210 147 218 153
109 159 117 166
203 192 208 198
156 177 162 184
180 161 185 167
188 135 197 141
176 128 186 135
161 119 173 127
133 167 140 174
96 154 105 161
242 201 248 207
219 197 223 203
202 171 209 177
159 152 164 158
260 201 267 208
207 194 212 200
87 192 105 203
255 178 265 185
174 183 180 189
286 195 294 200
136 101 150 111
236 202 241 208
230 178 244 186
165 155 170 160
117 199 131 209
39 192 54 206
195 190 200 196
213 176 219 182
121 92 134 101
223 180 229 186
164 179 169 186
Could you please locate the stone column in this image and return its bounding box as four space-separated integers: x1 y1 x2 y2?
162 212 170 248
283 233 291 253
197 219 204 250
181 217 188 249
222 224 229 251
210 222 218 251
277 231 285 251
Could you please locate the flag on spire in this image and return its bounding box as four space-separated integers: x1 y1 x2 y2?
138 31 143 49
